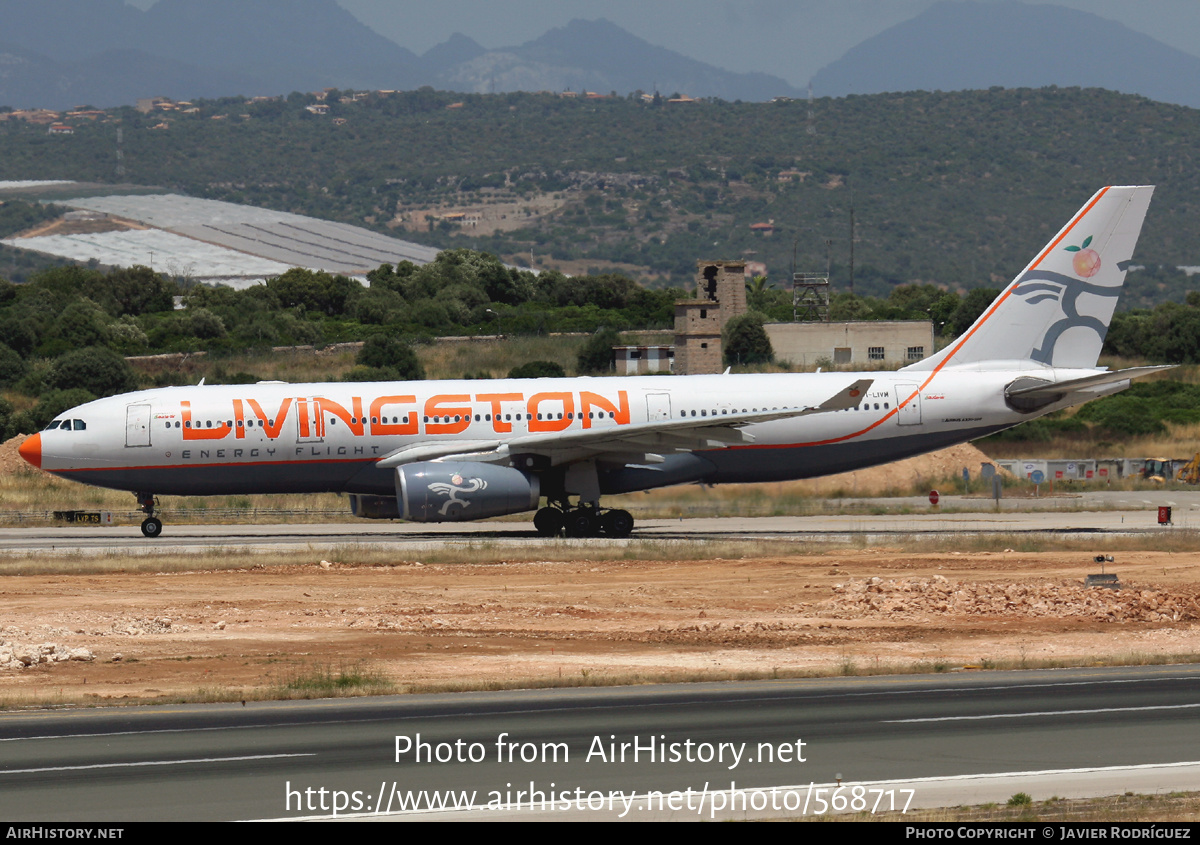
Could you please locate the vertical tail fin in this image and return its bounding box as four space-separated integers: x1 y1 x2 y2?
905 186 1154 371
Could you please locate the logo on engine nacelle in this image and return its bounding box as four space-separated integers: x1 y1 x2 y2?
428 476 488 517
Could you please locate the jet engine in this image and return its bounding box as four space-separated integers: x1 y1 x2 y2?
394 461 540 522
349 494 401 520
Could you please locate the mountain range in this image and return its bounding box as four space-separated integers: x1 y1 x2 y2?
0 0 801 109
0 0 1196 111
812 1 1200 109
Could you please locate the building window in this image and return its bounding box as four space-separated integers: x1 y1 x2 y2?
868 346 885 360
907 346 925 360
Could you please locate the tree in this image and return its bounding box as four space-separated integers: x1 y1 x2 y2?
723 313 773 366
351 335 425 381
577 327 622 374
745 275 774 311
45 347 137 397
94 266 174 316
947 288 1000 337
268 268 362 316
0 342 26 388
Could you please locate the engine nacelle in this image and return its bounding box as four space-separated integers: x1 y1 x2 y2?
349 494 401 520
396 461 540 522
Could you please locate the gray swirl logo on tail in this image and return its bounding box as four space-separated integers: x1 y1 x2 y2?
1013 260 1131 364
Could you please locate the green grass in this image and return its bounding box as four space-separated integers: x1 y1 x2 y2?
275 663 395 698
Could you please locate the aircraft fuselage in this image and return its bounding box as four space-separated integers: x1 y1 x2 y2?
23 367 1108 498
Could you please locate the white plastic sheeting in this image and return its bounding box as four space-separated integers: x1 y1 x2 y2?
3 228 293 282
0 180 76 189
59 194 440 272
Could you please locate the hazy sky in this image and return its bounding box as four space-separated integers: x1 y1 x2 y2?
124 1 1200 86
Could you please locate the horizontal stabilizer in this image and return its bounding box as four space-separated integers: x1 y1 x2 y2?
1005 366 1171 411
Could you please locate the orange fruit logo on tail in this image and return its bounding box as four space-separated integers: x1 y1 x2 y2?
1065 235 1101 278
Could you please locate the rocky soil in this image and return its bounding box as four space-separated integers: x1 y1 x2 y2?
0 549 1197 703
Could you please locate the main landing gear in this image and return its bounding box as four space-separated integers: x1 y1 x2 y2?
534 504 634 539
136 492 162 538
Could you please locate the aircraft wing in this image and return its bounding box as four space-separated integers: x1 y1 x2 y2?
376 378 873 468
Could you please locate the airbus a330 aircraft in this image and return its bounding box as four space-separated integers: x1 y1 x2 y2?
19 186 1165 538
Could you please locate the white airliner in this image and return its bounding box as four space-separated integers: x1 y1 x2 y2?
19 186 1164 538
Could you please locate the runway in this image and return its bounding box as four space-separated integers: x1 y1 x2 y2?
0 506 1188 556
1 665 1198 821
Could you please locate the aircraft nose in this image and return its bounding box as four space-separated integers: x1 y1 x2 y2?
17 433 41 470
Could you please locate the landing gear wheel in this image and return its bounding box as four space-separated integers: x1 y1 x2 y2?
533 507 564 537
140 517 163 538
564 509 597 538
601 509 634 538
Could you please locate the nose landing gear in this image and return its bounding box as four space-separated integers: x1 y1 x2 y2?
136 493 162 537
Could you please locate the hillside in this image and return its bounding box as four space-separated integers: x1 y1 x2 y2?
433 19 801 101
2 86 1198 297
812 2 1200 110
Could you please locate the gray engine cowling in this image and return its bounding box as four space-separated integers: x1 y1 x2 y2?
396 462 540 522
349 494 401 520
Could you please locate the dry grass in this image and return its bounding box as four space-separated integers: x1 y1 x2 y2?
128 346 361 387
602 474 982 518
5 528 1200 576
985 419 1200 462
124 331 688 385
0 465 348 520
916 531 1200 554
8 648 1200 712
417 334 590 378
0 539 809 575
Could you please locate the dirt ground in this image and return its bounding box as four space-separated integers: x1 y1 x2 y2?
2 548 1199 704
1 438 1192 704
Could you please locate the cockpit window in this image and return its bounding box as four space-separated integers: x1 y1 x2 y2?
43 419 87 431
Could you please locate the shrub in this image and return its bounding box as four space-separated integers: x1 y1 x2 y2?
723 312 773 366
508 360 566 379
355 336 425 381
45 347 137 397
577 327 622 374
